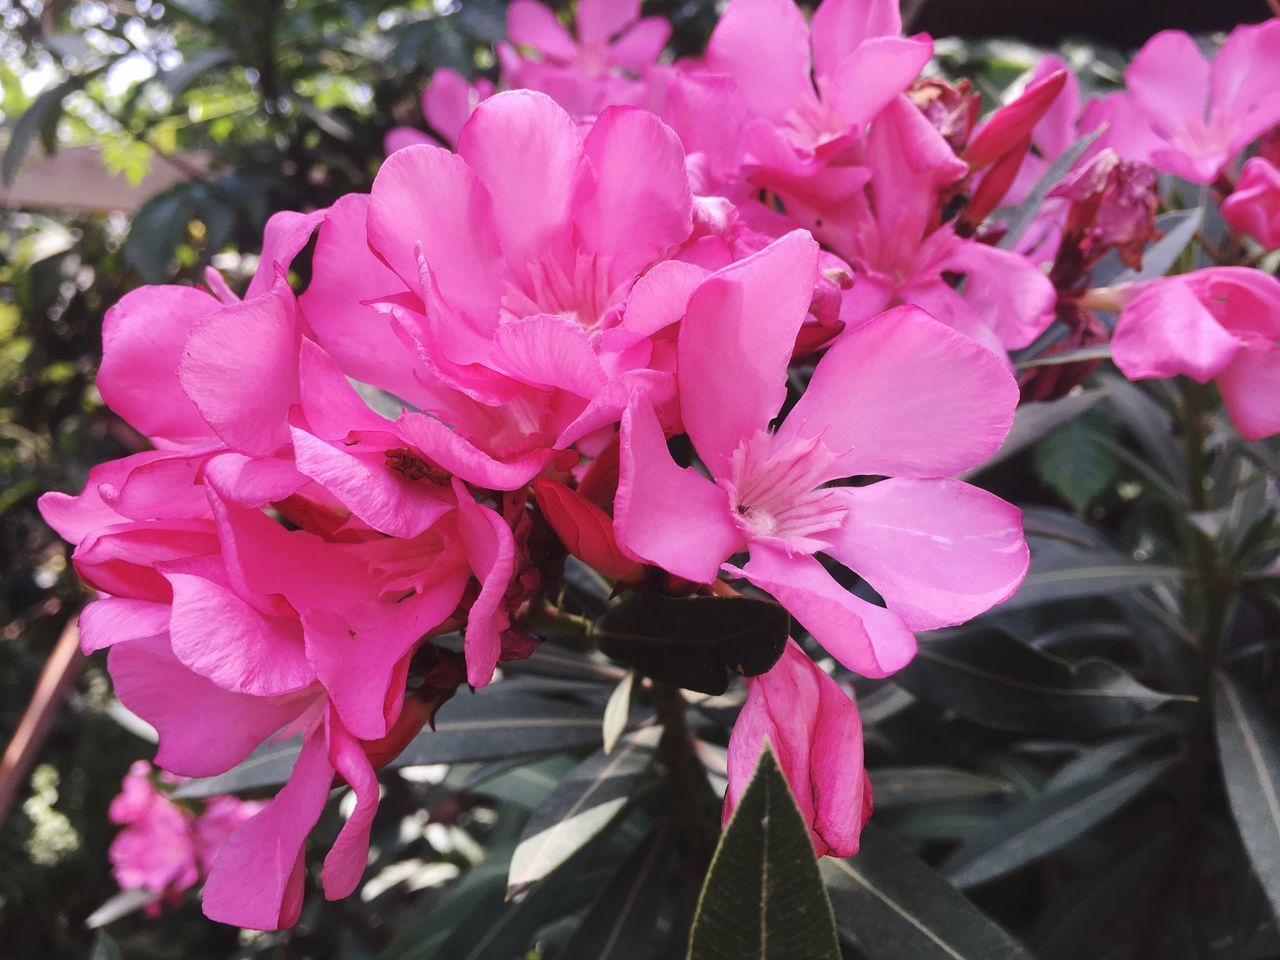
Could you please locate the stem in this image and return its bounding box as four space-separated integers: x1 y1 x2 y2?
652 682 715 874
1136 379 1234 960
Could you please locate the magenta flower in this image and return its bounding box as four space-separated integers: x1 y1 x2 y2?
1112 267 1280 440
385 68 497 153
498 0 670 118
724 640 872 857
1111 22 1280 183
1223 156 1280 249
615 231 1029 677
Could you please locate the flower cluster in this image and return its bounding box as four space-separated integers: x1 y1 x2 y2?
41 0 1280 931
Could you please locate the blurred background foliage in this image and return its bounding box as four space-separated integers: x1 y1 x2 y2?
4 2 1280 959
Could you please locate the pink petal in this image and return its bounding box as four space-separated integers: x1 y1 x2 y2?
1112 279 1243 383
201 452 307 508
203 729 333 930
935 237 1056 349
609 17 671 71
296 338 395 440
179 273 299 457
457 91 585 273
964 69 1067 171
678 230 819 477
507 0 578 61
620 260 709 337
1210 20 1280 152
367 143 506 324
555 368 677 449
776 305 1018 478
491 313 607 398
533 478 642 580
424 68 478 146
576 0 639 44
823 479 1028 630
1223 157 1280 249
98 285 219 444
73 520 220 601
39 452 177 544
614 400 743 583
321 713 380 899
109 634 305 777
167 573 314 696
706 0 815 122
724 640 870 856
1218 345 1280 441
579 106 692 284
733 545 917 678
1124 31 1210 152
385 126 435 155
396 411 553 489
825 36 933 128
246 209 327 300
453 479 516 688
810 0 902 81
79 597 171 653
102 450 216 521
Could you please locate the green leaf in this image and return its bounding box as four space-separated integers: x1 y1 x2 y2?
2 78 79 185
1000 538 1183 611
507 729 658 897
896 628 1181 735
123 186 193 282
687 746 840 960
868 768 1017 809
998 127 1104 250
161 47 235 97
562 825 674 960
1043 730 1169 793
602 670 635 755
822 824 1031 960
174 692 604 798
940 758 1173 888
85 888 157 928
967 389 1105 477
1107 208 1204 285
1213 670 1280 925
592 594 790 696
1033 415 1120 513
90 932 123 960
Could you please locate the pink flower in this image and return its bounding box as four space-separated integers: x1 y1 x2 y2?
1223 156 1280 249
1112 267 1280 440
724 641 872 857
499 0 670 118
386 68 497 153
703 0 931 214
615 231 1029 678
1110 22 1280 183
825 96 1057 353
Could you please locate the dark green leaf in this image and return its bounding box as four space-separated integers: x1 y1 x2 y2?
1108 208 1204 285
592 594 790 695
897 629 1181 735
1043 730 1169 792
1000 539 1183 611
941 758 1173 888
967 389 1105 477
3 78 79 185
602 671 635 754
1213 670 1280 925
687 747 840 960
823 824 1031 960
1033 415 1120 513
562 825 674 960
161 47 235 96
464 755 580 810
507 729 658 896
123 186 194 282
90 932 123 960
868 768 1017 809
457 0 507 42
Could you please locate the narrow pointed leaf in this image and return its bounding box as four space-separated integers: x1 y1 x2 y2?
507 728 659 897
602 671 635 754
868 768 1017 809
822 823 1030 959
965 390 1105 477
1213 670 1280 924
687 747 840 960
562 825 674 959
941 758 1173 888
998 126 1104 250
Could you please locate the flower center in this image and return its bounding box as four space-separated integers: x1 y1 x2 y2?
501 252 619 333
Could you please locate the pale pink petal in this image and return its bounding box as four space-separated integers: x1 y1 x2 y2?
620 260 708 337
79 597 171 653
167 573 314 696
1112 279 1243 383
777 305 1018 478
423 68 477 146
678 230 819 477
491 313 607 398
825 36 933 128
579 106 692 284
810 0 902 81
246 209 327 300
179 273 299 457
296 338 395 439
203 729 332 930
322 713 380 899
936 238 1056 349
289 427 455 538
733 545 917 678
724 640 870 856
1194 266 1280 341
614 400 743 583
396 411 553 489
453 478 516 688
1218 345 1280 441
367 144 506 323
1124 31 1210 151
98 285 219 444
507 0 578 61
608 17 671 70
109 635 304 777
1210 20 1280 151
457 91 585 272
577 0 639 44
824 479 1027 630
706 0 815 121
385 126 434 155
